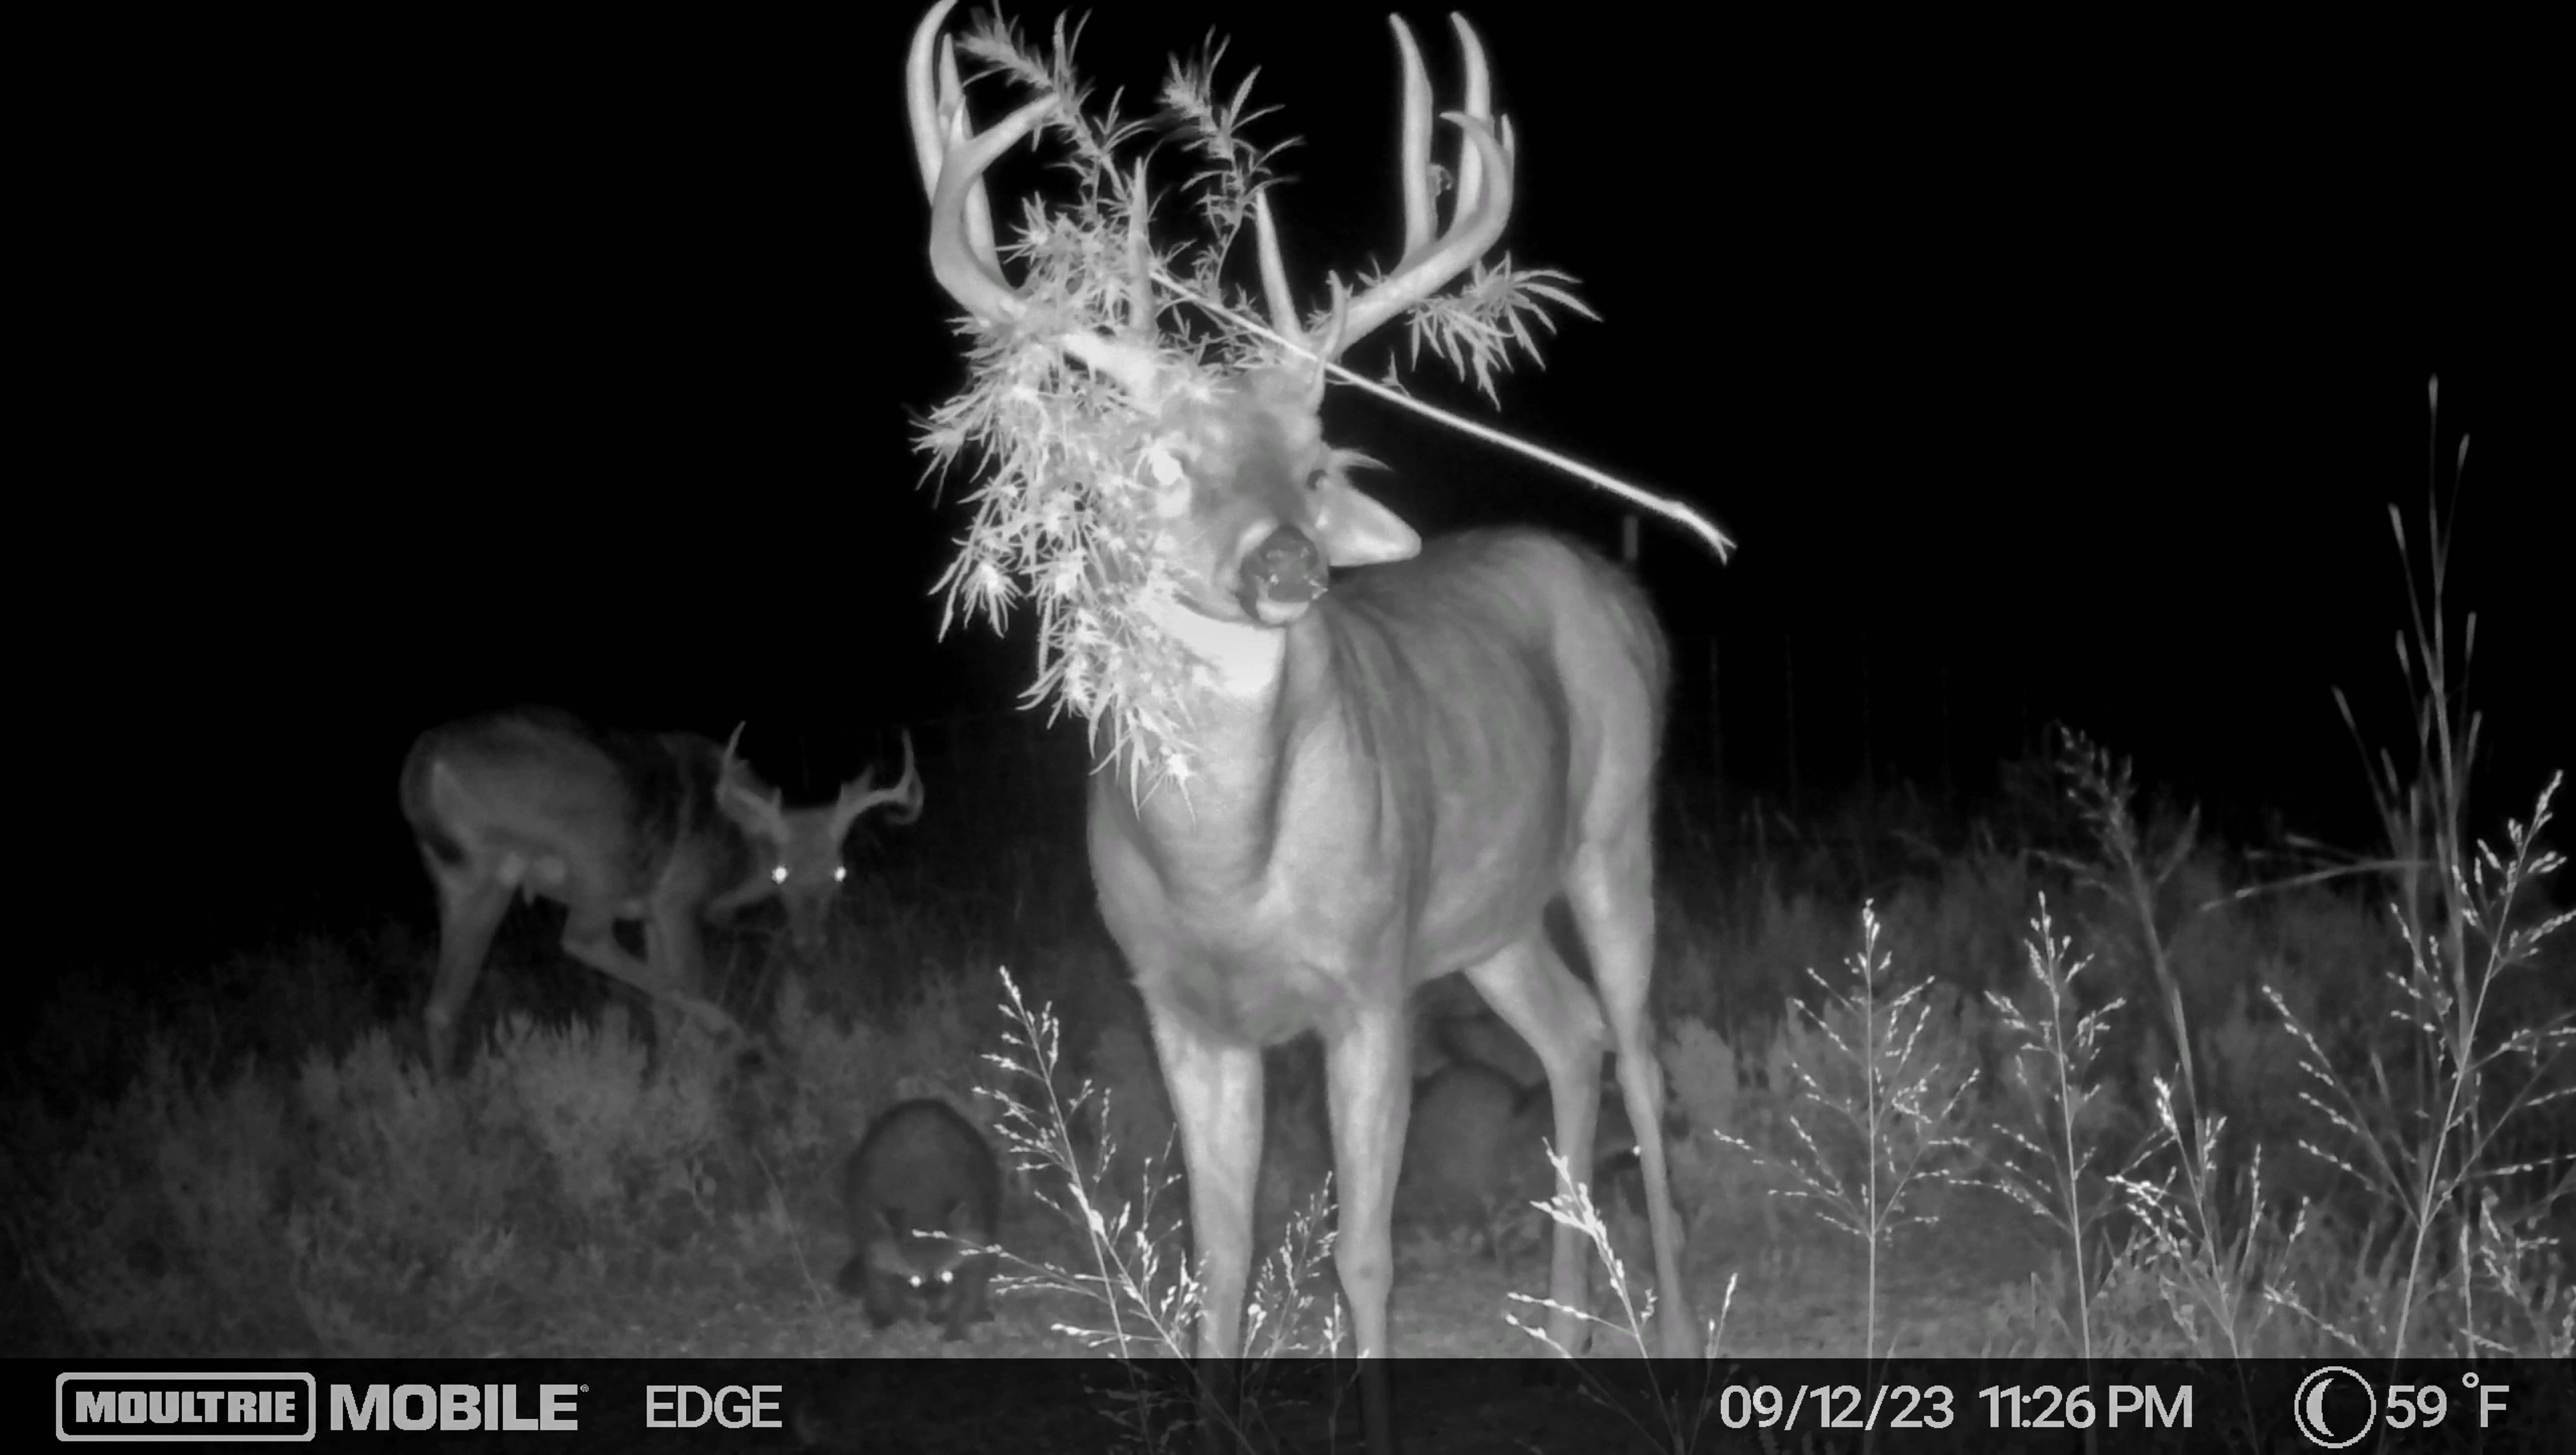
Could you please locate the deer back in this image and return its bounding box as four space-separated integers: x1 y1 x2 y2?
399 710 759 910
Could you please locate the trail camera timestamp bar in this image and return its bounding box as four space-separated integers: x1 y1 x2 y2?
1705 1381 2192 1433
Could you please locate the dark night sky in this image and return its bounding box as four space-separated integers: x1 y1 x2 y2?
23 5 2566 972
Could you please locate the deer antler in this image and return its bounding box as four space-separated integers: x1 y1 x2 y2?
715 724 790 831
906 0 1162 398
832 730 925 834
717 723 758 804
1254 14 1518 368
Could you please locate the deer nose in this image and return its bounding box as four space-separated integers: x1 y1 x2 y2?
784 897 832 954
1242 526 1328 620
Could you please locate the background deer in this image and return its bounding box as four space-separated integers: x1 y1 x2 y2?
399 708 921 1072
906 0 1697 1372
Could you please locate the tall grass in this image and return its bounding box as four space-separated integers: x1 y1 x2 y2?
1981 895 2126 1359
976 968 1351 1452
1967 378 2569 1376
2268 383 2571 1357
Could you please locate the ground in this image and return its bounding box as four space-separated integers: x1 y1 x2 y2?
478 1183 2051 1359
440 1193 2055 1450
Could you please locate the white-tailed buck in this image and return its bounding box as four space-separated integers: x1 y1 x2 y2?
907 2 1698 1367
400 708 922 1072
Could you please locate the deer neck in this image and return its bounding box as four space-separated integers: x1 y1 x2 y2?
1150 587 1294 707
1117 591 1335 874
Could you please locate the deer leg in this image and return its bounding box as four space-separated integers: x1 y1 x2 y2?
559 904 674 1053
1322 1001 1406 1455
1146 1005 1263 1455
1464 934 1607 1354
635 912 697 1062
1568 826 1698 1358
559 907 654 991
557 895 642 972
1144 1005 1263 1359
1322 1002 1412 1357
424 864 510 1074
641 902 741 1047
557 904 738 1053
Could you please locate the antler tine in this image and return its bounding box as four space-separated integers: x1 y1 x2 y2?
1331 14 1517 357
1390 17 1435 263
937 31 1005 276
720 722 762 794
885 730 925 824
716 724 790 826
1447 13 1493 226
906 0 1162 396
1255 189 1351 412
1254 190 1301 345
906 1 1002 286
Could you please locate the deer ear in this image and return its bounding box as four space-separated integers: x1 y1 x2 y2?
1310 476 1420 568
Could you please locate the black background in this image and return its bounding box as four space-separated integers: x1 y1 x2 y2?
19 4 2565 978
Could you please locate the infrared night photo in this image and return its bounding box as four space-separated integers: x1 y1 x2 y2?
11 2 2570 1452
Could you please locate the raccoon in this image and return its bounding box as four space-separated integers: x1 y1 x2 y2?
1395 1062 1644 1266
834 1098 1002 1341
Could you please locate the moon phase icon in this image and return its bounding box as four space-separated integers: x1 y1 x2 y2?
2294 1365 2376 1448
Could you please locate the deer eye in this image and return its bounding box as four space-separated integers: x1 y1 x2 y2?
1305 467 1330 492
770 865 788 885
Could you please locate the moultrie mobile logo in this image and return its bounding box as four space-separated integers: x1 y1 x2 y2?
56 1373 317 1442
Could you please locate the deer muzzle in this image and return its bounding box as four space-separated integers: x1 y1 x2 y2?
1242 526 1329 623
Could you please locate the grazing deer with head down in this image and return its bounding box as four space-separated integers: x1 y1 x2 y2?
400 708 922 1072
905 0 1697 1371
